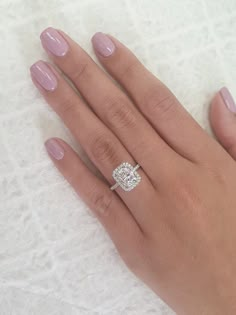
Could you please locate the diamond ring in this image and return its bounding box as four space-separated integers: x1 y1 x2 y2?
110 162 141 192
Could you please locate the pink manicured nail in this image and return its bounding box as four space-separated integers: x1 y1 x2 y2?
30 61 58 91
45 139 65 160
40 27 69 57
92 32 115 57
220 87 236 114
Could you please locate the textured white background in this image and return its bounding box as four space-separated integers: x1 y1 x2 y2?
0 0 236 314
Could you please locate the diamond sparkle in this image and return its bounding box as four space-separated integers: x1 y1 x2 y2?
112 162 141 191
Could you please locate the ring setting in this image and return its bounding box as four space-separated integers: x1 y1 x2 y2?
110 162 141 191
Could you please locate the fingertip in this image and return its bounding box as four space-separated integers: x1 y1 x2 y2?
45 137 65 161
91 31 103 42
91 32 116 57
210 89 230 136
210 88 234 123
210 88 236 156
220 87 236 114
40 26 54 40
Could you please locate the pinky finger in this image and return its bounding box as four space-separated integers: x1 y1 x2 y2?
210 87 236 159
44 137 143 259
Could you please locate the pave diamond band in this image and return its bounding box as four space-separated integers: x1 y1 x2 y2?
110 162 141 192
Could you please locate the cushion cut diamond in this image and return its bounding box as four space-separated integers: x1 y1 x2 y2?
112 162 141 191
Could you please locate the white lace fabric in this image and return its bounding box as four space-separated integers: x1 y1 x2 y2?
0 0 236 314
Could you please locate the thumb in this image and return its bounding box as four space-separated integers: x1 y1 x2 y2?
210 87 236 159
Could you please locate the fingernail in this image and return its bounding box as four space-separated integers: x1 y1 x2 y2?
45 139 65 160
30 61 58 91
40 27 69 57
220 87 236 114
92 32 115 57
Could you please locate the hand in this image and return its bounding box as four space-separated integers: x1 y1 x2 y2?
30 28 236 315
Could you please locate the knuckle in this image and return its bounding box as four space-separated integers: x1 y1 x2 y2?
145 89 177 118
58 97 78 123
179 181 197 205
90 187 113 216
69 62 90 83
119 59 140 80
171 171 201 210
91 134 118 163
106 97 136 129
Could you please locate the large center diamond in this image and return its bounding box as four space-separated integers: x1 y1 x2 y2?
112 162 141 191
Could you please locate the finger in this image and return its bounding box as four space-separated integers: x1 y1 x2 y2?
30 60 157 228
91 33 220 163
39 27 183 185
210 87 236 159
44 137 145 263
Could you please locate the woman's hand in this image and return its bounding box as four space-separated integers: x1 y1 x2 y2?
30 28 236 315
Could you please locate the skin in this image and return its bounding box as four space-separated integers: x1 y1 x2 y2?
31 29 236 315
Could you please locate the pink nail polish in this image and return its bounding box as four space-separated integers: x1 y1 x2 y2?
40 27 69 57
220 87 236 114
45 139 65 160
30 61 58 91
92 32 115 57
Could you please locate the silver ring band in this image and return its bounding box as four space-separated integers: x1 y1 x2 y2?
110 182 120 191
110 162 141 192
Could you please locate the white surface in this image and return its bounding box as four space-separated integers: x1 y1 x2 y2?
0 0 236 314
